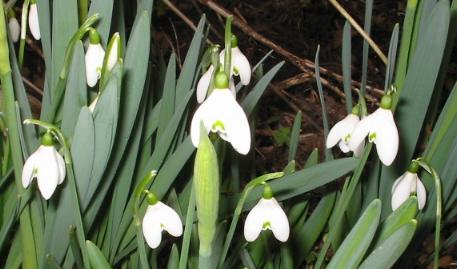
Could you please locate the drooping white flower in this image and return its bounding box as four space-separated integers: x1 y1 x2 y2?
85 29 105 87
22 133 66 200
28 3 40 40
326 107 364 157
8 17 20 43
349 95 398 166
196 65 236 103
391 171 426 210
191 72 251 155
220 43 251 86
142 200 183 249
244 186 289 242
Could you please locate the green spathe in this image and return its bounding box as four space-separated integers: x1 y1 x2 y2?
193 124 220 257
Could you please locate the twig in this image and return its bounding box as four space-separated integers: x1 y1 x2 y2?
329 0 388 65
22 76 43 96
198 0 383 98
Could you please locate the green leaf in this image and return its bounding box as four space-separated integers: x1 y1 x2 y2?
374 196 418 249
358 220 417 269
326 199 381 269
242 61 284 116
167 244 180 269
244 157 357 204
384 24 399 91
380 0 450 217
288 111 302 162
61 41 87 138
342 21 352 113
157 54 177 142
88 0 114 46
359 0 373 96
87 240 113 269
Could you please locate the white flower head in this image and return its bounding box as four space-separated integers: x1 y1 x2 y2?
349 95 399 166
142 198 183 249
28 2 40 40
22 133 66 200
85 29 105 87
244 185 289 242
219 34 251 85
326 105 364 157
391 169 426 211
191 71 251 155
196 65 236 103
8 17 20 43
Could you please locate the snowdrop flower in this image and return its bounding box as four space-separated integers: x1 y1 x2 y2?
85 29 105 87
349 94 399 166
142 194 183 249
22 132 66 200
28 0 40 40
196 65 236 103
8 17 20 43
191 71 251 155
244 185 289 242
220 34 251 85
326 105 364 157
391 162 426 210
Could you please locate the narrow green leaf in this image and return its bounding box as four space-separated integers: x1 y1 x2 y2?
384 24 399 91
242 61 284 116
88 0 114 46
326 199 381 269
342 21 352 113
288 111 302 162
358 220 417 269
157 54 177 142
61 41 87 138
87 240 113 269
167 244 180 269
359 0 373 96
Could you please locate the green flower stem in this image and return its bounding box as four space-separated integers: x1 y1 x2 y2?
217 172 284 268
0 4 38 268
315 143 373 269
78 0 88 25
223 16 233 78
133 172 157 269
414 159 442 269
45 14 99 123
23 119 91 269
18 0 30 68
178 185 195 269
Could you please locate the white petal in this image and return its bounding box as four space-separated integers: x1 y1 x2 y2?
9 18 20 43
196 66 213 103
36 146 60 200
107 37 120 71
327 114 359 149
55 150 66 185
28 4 41 40
85 44 105 87
142 206 163 249
231 47 251 85
373 109 399 166
352 140 365 157
416 177 427 210
22 146 41 188
156 202 183 237
268 198 290 242
391 173 414 210
348 113 375 150
244 199 269 242
391 173 406 193
338 140 350 153
220 93 251 155
190 95 220 148
229 78 236 98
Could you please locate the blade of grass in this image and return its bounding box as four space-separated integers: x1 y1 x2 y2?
342 21 352 113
